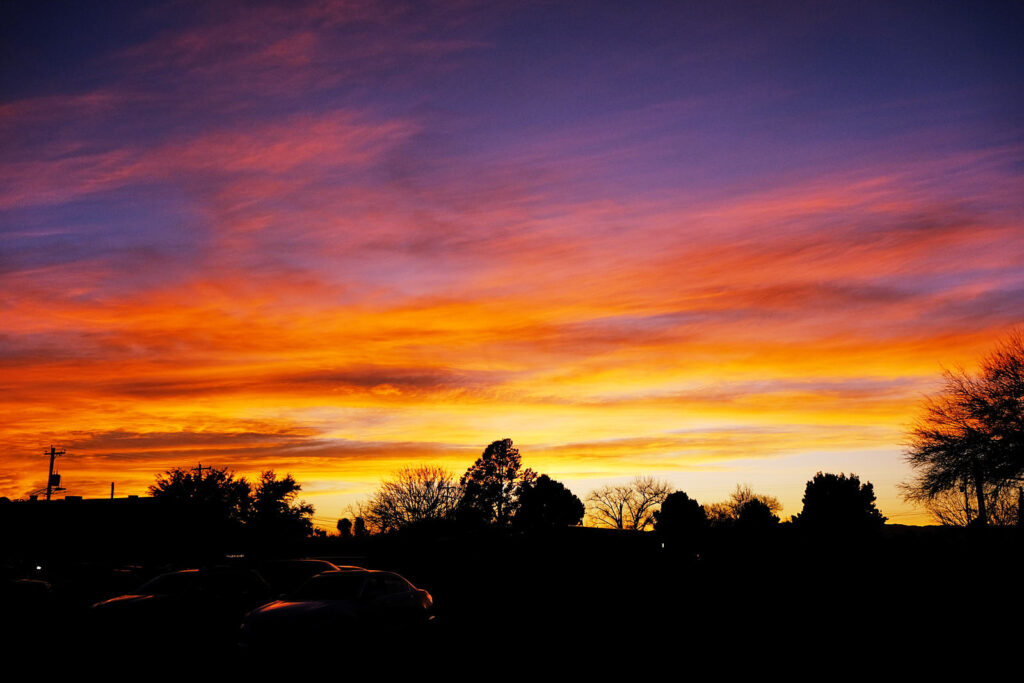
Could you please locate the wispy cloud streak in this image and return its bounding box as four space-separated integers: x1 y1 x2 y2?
1 1 1021 523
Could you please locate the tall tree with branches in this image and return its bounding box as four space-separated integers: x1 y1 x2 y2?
248 470 314 542
458 439 536 526
904 332 1024 525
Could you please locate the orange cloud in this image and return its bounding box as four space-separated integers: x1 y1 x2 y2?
3 1 1022 529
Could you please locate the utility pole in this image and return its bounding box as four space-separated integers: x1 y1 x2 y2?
45 445 65 501
194 462 213 480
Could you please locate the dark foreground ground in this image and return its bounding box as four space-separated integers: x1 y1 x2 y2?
4 524 1021 671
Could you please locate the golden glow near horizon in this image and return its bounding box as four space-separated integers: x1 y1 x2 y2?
2 2 1022 527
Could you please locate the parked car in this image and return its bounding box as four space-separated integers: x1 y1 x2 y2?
92 566 272 647
255 558 346 595
239 569 433 647
4 577 56 617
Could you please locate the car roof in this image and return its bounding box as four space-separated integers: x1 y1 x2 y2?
312 569 404 579
158 567 261 577
261 558 336 565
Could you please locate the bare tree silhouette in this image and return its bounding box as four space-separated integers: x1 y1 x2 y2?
585 476 672 531
363 465 461 533
727 484 782 518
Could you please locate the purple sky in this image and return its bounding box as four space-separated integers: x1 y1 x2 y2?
2 1 1022 525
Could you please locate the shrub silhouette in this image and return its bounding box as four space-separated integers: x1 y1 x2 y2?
735 498 780 531
337 518 353 538
792 472 886 531
653 490 706 551
514 474 585 530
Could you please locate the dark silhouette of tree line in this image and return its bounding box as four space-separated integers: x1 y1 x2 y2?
649 471 886 553
583 479 786 533
346 438 584 535
148 443 891 552
335 436 895 552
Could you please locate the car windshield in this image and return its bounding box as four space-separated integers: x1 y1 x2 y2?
261 561 336 585
139 571 198 595
289 572 367 601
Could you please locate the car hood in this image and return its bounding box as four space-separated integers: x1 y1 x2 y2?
250 599 357 619
92 594 159 609
243 599 359 636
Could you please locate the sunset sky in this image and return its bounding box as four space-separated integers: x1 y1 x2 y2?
2 0 1022 526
